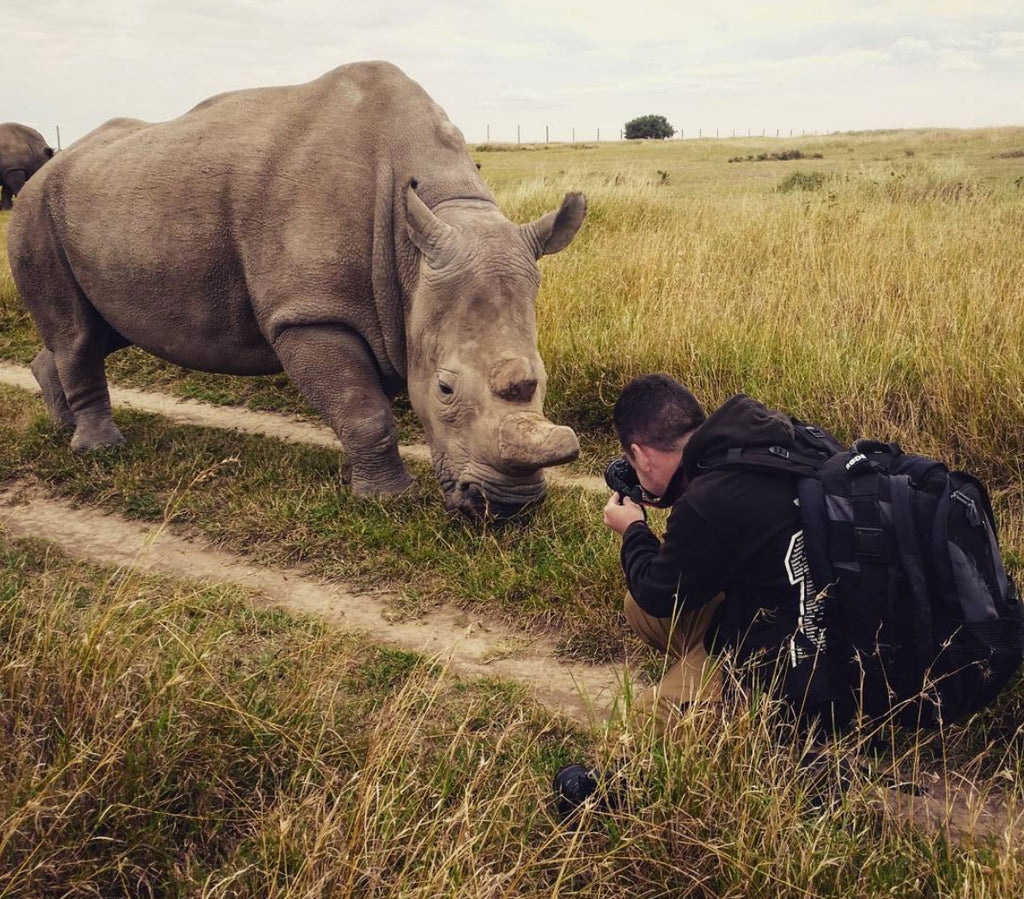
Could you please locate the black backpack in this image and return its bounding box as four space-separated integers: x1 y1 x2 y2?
699 421 1024 732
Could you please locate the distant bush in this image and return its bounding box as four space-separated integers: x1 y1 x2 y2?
776 170 828 192
994 149 1024 159
625 114 675 140
729 150 823 163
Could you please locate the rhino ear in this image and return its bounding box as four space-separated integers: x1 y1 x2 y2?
521 192 587 259
405 179 456 270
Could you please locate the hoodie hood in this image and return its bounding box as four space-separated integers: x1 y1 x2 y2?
681 394 797 479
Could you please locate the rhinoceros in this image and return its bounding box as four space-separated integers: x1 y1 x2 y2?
0 122 55 210
7 61 586 520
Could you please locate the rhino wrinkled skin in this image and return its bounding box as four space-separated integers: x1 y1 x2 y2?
7 61 586 520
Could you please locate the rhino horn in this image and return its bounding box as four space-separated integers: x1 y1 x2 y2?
498 412 580 471
405 179 457 269
520 192 587 259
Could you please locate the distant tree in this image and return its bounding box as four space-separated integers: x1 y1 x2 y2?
624 114 676 140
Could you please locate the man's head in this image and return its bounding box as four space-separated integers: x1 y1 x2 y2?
613 374 706 498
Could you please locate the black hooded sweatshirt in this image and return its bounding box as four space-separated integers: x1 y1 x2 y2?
620 394 808 656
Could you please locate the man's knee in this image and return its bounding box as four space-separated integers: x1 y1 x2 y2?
624 592 678 655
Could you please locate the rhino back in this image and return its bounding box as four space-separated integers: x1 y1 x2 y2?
21 62 489 379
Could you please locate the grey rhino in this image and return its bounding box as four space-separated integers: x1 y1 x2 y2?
0 122 54 210
7 61 585 520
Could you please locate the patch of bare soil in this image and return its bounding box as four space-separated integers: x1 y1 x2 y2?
868 772 1024 845
1 363 1019 844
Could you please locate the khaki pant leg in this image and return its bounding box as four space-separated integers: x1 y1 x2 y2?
624 592 724 724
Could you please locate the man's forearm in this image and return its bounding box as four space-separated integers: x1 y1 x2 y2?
620 521 681 617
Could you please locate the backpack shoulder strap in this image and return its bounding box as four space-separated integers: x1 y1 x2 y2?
696 445 830 479
695 419 844 480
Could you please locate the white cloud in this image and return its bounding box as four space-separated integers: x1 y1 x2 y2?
892 36 931 52
939 51 985 70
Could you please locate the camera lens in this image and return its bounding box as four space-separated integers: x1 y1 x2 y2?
552 764 598 816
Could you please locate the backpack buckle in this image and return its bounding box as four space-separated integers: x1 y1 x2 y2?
854 526 885 558
952 489 982 527
768 446 790 459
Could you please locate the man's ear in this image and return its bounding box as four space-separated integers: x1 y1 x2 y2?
628 443 646 471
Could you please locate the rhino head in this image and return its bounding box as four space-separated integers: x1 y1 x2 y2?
404 183 586 521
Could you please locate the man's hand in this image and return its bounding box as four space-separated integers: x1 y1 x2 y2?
603 492 646 535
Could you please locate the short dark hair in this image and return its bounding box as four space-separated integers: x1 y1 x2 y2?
614 374 706 453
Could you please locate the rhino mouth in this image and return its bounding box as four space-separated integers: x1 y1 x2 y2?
438 464 548 522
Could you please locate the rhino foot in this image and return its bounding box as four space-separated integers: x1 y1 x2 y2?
71 418 125 453
350 465 416 497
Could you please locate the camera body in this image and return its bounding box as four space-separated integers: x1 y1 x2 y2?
604 456 645 504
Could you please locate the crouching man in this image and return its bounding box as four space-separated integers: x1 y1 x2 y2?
602 373 811 722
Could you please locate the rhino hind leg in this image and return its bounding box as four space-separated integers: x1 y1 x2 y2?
49 319 127 453
273 323 414 495
30 348 76 430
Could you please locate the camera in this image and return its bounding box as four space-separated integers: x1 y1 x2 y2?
552 764 600 817
604 456 645 504
552 764 622 817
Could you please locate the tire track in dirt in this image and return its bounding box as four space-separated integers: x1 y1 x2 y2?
0 363 606 493
0 484 623 722
0 363 619 721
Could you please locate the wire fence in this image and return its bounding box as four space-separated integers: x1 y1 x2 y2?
473 125 829 144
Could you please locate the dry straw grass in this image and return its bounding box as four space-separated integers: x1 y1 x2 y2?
4 536 1023 896
497 156 1024 490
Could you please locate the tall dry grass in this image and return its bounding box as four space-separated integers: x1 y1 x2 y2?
499 159 1024 487
3 533 1023 897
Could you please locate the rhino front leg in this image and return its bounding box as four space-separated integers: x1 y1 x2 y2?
273 324 415 495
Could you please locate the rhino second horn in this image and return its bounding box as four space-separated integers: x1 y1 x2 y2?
498 412 580 471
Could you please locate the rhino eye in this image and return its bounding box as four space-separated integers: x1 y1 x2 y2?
436 370 460 405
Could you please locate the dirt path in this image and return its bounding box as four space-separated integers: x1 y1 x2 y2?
2 363 1020 842
0 363 616 717
0 483 622 723
0 363 606 494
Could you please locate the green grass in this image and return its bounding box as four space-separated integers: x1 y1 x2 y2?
0 386 630 662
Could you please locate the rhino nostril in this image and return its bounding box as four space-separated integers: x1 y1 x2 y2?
495 378 537 403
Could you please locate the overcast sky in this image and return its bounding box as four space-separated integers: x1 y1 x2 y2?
6 0 1023 148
